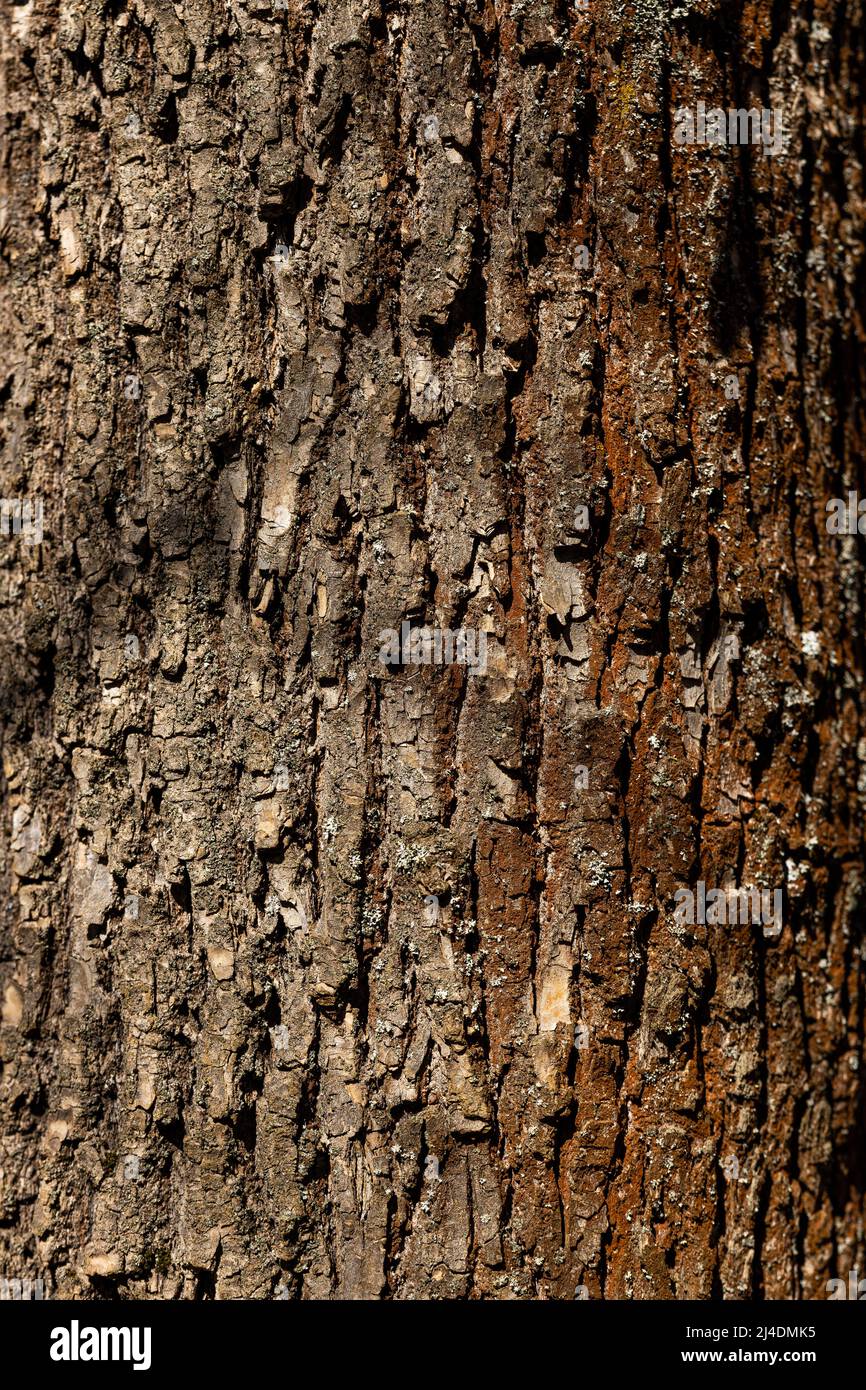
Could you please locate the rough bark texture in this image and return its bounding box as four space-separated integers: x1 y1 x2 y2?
1 0 866 1301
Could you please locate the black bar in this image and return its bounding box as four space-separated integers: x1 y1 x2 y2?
0 1295 861 1379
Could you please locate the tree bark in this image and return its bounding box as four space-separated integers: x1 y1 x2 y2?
1 0 865 1300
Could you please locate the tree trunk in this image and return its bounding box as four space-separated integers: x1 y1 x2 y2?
1 0 865 1301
